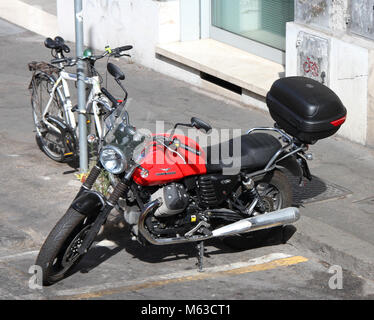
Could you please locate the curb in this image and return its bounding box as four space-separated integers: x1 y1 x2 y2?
288 215 374 281
0 0 58 38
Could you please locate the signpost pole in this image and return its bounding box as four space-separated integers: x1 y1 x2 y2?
74 0 88 173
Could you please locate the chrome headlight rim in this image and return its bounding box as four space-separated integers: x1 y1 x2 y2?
99 145 127 175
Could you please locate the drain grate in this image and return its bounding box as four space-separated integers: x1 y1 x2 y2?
286 174 352 206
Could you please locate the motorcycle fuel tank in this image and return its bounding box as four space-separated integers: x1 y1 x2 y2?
132 134 207 186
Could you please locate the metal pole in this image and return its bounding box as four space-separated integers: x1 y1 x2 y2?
74 0 88 172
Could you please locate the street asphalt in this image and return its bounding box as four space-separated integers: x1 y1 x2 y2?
0 2 374 300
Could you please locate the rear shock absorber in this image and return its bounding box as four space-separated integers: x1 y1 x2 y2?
242 176 266 213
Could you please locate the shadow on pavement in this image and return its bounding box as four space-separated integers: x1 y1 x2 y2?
67 220 297 279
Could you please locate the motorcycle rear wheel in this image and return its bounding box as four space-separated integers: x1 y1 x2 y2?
35 208 94 286
223 169 293 250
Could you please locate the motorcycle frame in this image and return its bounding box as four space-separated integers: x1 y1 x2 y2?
74 125 309 216
70 124 310 254
246 126 309 177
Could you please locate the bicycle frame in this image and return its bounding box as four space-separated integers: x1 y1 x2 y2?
42 69 111 140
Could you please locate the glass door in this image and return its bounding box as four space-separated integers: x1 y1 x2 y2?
210 0 294 64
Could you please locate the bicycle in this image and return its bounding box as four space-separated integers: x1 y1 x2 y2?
28 36 132 163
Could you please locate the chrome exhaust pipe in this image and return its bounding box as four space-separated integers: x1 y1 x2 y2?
138 198 211 245
138 199 300 245
212 207 300 238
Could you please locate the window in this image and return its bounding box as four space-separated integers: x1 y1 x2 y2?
210 0 294 63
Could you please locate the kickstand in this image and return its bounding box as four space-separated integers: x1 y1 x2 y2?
196 241 205 272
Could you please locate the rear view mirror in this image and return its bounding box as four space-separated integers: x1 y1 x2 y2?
107 63 125 81
191 117 212 134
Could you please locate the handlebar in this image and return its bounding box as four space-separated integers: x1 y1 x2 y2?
115 45 133 53
51 57 76 66
101 87 120 106
50 45 133 67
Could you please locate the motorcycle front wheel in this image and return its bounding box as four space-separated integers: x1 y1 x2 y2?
223 169 293 250
35 208 94 286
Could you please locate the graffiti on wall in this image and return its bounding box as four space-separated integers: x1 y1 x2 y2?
303 56 319 77
295 0 330 29
297 31 329 85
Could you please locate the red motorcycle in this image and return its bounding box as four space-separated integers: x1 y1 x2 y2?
36 63 347 285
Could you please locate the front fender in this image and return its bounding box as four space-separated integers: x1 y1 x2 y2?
71 189 106 217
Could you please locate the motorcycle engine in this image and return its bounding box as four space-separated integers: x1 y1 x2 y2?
151 183 189 217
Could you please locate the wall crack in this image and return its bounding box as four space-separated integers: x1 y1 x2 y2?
337 74 368 81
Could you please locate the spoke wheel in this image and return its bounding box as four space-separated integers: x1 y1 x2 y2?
256 182 283 212
31 74 67 162
223 170 293 250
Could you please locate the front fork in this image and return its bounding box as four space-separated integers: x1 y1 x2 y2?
74 163 132 255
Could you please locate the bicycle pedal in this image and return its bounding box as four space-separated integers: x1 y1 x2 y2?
64 152 74 157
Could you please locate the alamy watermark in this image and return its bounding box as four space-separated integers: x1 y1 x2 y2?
132 121 243 176
28 265 43 290
328 265 343 290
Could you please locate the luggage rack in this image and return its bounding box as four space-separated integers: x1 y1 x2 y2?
246 125 308 176
246 125 293 143
28 61 60 75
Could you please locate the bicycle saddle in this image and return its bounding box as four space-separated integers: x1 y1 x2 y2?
44 36 70 53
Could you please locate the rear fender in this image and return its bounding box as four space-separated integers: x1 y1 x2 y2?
277 154 312 181
71 189 106 218
29 70 56 90
277 155 303 177
45 115 77 161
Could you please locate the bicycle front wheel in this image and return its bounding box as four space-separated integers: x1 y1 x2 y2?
31 73 67 162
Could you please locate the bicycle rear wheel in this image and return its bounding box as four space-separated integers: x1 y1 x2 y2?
31 73 67 162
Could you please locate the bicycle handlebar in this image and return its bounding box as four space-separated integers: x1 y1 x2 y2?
50 57 76 65
50 45 132 67
101 87 120 106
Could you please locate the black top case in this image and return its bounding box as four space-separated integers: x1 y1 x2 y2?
266 77 347 144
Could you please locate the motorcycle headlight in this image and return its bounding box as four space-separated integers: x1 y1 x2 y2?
99 145 127 174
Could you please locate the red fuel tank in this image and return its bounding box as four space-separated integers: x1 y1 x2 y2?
132 134 207 186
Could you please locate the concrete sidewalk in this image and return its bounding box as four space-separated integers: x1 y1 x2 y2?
0 3 373 285
0 0 58 37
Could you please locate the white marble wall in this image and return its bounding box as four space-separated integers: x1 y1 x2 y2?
286 22 372 145
57 0 180 69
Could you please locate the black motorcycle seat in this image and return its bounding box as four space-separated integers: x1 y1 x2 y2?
204 133 282 173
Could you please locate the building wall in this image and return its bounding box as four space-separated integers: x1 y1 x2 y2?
287 0 374 146
56 0 201 84
56 0 374 146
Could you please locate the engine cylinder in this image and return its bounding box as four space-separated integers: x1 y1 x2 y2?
151 183 189 217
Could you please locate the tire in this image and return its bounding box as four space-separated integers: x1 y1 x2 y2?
31 73 67 162
35 208 94 286
223 169 293 250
